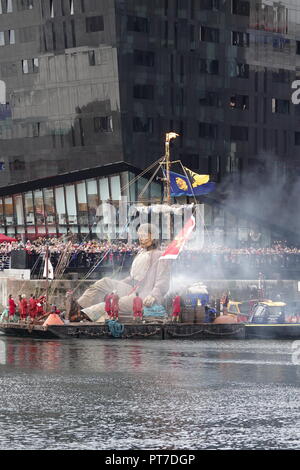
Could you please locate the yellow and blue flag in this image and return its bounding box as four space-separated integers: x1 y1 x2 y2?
169 169 215 196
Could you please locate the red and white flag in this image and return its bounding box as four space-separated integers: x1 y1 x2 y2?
160 215 196 260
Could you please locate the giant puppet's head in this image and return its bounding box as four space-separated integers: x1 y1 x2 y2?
137 223 159 250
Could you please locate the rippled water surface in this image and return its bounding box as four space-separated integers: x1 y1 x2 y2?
0 335 299 450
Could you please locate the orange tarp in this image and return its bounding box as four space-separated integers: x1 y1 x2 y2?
43 314 64 326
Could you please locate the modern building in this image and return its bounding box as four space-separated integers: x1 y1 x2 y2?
0 0 299 243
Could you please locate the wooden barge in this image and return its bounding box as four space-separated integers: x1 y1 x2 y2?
1 322 300 340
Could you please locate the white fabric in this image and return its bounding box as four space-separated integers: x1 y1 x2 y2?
130 250 151 282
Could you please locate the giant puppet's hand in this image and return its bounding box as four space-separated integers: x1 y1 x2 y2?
143 295 156 307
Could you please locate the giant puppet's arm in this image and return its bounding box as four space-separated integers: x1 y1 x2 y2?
146 258 170 306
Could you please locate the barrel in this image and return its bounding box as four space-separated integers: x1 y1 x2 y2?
180 306 196 324
194 306 205 324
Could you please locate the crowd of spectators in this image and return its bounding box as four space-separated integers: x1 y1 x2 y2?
179 241 300 277
0 237 299 277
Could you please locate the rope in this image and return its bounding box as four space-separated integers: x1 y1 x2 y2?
123 327 161 338
121 157 164 193
166 325 245 337
107 320 124 338
138 164 162 199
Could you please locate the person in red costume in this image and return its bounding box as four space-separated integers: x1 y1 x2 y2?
36 295 46 317
172 293 181 322
8 295 16 322
133 292 143 321
29 294 38 322
20 295 28 322
105 292 113 319
111 291 119 321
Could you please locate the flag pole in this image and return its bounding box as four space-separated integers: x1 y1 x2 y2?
164 132 179 205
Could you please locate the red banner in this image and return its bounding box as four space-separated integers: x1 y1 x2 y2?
160 216 196 260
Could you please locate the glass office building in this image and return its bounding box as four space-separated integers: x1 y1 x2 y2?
0 0 299 241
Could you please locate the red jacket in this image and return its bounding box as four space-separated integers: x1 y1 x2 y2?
20 298 28 315
29 298 38 317
8 298 16 315
172 296 181 314
111 294 119 313
105 294 113 313
133 296 143 314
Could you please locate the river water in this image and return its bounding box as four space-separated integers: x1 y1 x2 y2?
0 336 299 450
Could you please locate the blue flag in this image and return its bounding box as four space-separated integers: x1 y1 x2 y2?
169 170 215 196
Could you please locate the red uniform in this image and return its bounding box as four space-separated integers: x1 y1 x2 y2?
111 293 119 321
29 297 38 319
133 296 143 319
20 298 28 320
105 293 113 318
172 295 181 318
8 298 16 317
36 296 46 316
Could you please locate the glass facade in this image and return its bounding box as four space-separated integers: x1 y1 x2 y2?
0 173 126 239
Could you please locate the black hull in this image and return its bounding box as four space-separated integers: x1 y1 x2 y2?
164 323 245 340
1 322 300 340
245 324 300 339
0 323 59 339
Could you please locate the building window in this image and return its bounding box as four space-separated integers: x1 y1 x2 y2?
199 91 221 108
133 84 154 100
22 57 39 74
4 0 13 13
94 116 113 133
232 31 249 47
230 126 248 141
134 50 155 67
22 59 29 74
9 29 15 44
200 26 219 43
232 0 250 16
17 0 34 10
32 122 40 137
200 0 220 10
88 50 96 66
272 98 290 114
55 187 67 225
87 179 99 225
127 15 149 33
199 122 218 139
33 57 39 73
86 16 104 33
295 132 300 146
65 184 77 225
76 181 88 226
273 37 290 51
0 29 15 45
272 68 289 83
199 58 219 75
133 117 154 133
229 61 249 79
34 190 45 225
229 95 249 110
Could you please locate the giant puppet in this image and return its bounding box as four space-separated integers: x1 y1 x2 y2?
72 223 170 322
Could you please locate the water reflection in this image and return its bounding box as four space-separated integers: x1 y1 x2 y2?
0 337 299 449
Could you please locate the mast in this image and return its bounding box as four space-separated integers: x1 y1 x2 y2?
45 243 50 312
164 132 179 204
